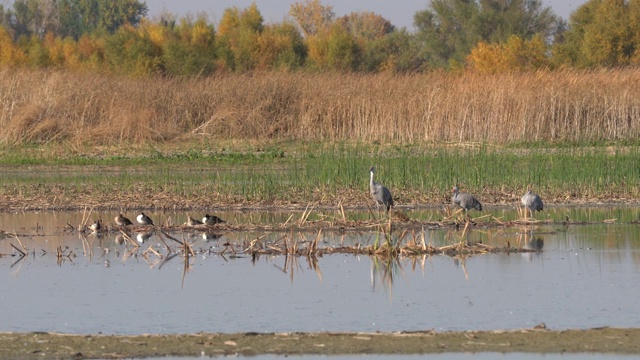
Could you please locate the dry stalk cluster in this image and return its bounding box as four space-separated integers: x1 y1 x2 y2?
1 69 639 145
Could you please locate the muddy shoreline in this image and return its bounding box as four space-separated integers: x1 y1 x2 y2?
1 328 639 359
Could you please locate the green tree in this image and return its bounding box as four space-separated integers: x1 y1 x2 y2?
337 11 396 72
162 15 217 76
553 0 640 67
6 0 58 39
0 0 147 40
103 24 162 76
380 29 423 72
57 0 148 38
413 0 559 69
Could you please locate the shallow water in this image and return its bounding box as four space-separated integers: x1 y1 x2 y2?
1 208 640 335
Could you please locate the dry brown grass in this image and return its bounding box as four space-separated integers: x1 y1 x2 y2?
1 68 639 145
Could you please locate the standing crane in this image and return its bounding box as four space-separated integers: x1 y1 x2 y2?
521 189 543 219
452 185 482 220
369 166 394 215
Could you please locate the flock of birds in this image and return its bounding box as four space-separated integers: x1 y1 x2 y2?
88 212 225 232
89 165 543 233
369 166 544 219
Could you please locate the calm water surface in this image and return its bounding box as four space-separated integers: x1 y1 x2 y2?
1 207 640 335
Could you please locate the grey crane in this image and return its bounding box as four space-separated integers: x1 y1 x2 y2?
136 212 154 226
521 189 543 219
115 213 133 227
452 186 482 218
369 166 394 214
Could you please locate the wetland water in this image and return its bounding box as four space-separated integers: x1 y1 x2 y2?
1 207 640 335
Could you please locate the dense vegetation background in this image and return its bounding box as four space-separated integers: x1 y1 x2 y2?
1 0 639 75
0 0 639 147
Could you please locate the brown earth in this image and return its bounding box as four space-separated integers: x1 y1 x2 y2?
1 327 639 359
0 181 638 213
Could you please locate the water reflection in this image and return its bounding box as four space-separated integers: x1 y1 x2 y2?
135 231 153 244
371 256 402 300
2 208 640 335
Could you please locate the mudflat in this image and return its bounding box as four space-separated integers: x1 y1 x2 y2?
1 328 638 359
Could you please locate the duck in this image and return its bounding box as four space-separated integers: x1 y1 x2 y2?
187 216 203 226
115 213 133 227
202 214 225 225
136 212 154 226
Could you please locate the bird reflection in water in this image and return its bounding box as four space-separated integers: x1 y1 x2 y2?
371 256 402 301
135 231 153 244
519 229 544 263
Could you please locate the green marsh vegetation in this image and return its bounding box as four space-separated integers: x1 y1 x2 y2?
0 141 638 210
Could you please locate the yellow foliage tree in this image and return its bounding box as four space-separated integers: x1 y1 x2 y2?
306 22 358 71
467 35 551 74
43 31 65 66
0 27 27 66
257 22 305 70
217 4 264 71
139 20 168 48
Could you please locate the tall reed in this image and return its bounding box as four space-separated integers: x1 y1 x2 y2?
1 69 639 145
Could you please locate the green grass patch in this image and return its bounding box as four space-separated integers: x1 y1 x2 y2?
0 142 639 205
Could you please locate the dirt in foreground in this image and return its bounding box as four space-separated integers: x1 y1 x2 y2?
1 328 639 359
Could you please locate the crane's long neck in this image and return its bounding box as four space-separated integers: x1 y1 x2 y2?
370 170 375 188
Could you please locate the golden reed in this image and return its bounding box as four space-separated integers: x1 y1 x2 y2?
0 68 638 145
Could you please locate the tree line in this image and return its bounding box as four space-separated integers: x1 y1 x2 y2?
0 0 638 76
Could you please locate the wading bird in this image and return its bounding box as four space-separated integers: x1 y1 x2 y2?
203 214 225 225
369 166 394 214
115 213 133 227
452 186 482 219
521 189 544 219
136 212 154 226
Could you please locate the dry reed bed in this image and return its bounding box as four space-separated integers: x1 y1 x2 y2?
1 69 639 145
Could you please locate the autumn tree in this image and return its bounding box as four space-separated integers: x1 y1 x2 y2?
305 21 360 71
216 4 264 71
467 34 552 73
257 21 306 70
289 0 335 37
413 0 559 69
0 26 27 66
